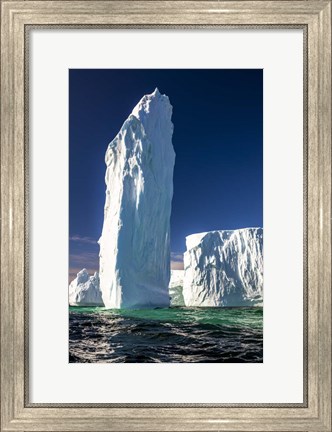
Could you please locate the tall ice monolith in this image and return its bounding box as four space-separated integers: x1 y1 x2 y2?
99 89 175 309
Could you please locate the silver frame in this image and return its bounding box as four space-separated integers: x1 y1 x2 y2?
1 2 331 431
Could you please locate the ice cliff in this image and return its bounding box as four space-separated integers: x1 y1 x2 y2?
99 88 175 309
169 270 185 306
183 228 263 307
69 269 103 306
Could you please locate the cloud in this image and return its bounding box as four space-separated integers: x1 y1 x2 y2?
171 251 184 270
70 251 98 266
69 235 98 245
171 252 183 262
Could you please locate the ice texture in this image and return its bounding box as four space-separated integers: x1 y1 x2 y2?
183 228 263 307
169 270 185 306
99 89 175 309
69 269 103 306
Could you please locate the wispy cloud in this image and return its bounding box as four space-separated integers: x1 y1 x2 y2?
70 252 99 266
171 252 183 262
69 235 98 245
171 252 184 270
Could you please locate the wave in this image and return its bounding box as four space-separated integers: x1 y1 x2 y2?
69 307 263 363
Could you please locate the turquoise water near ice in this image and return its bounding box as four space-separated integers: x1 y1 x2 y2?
69 306 263 363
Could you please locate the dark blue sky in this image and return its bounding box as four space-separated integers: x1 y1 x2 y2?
69 69 263 279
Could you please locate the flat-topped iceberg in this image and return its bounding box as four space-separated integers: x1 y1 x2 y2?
183 228 263 307
99 89 175 309
69 269 103 306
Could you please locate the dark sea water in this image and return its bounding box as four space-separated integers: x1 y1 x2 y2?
69 307 263 363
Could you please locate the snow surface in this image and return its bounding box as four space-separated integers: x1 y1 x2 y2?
186 232 208 251
69 269 103 306
99 88 175 309
169 270 185 306
183 228 263 307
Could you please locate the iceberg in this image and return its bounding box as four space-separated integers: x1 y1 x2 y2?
169 270 185 306
69 269 103 306
99 89 175 309
183 228 263 307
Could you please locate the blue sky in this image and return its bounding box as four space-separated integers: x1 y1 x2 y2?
69 69 263 280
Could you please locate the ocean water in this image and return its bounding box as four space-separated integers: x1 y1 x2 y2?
69 306 263 363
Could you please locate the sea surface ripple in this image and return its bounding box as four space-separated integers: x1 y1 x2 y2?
69 307 263 363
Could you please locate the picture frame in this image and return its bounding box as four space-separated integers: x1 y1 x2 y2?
0 1 331 431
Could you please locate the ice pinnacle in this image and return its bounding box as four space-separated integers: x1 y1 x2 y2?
99 89 175 309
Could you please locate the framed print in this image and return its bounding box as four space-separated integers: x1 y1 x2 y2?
0 1 331 431
68 68 264 364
